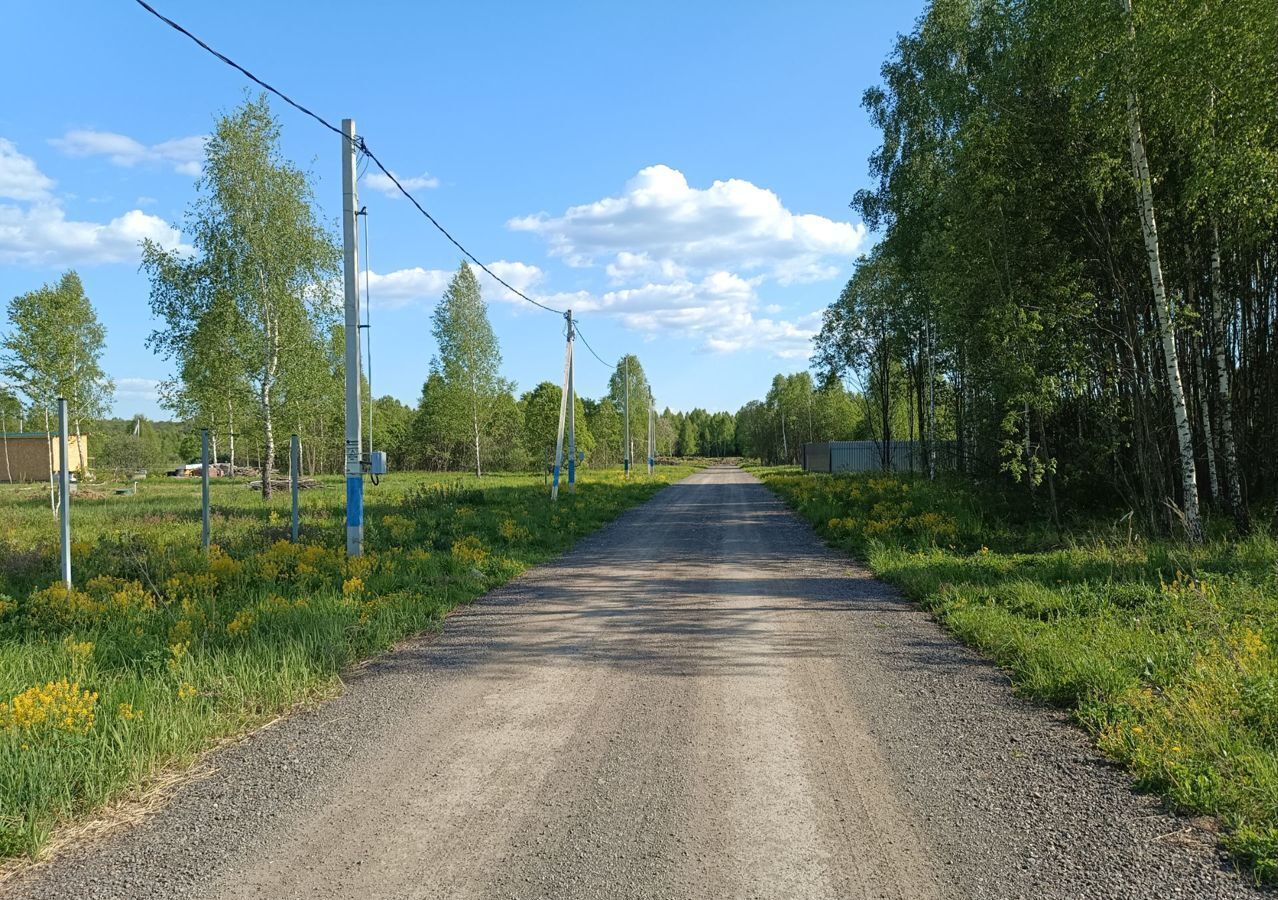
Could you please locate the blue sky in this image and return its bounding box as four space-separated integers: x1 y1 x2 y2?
0 0 925 419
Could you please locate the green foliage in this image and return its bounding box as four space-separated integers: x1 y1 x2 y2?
838 0 1278 528
143 94 340 493
518 382 590 472
762 468 1278 884
1 271 113 432
426 263 516 477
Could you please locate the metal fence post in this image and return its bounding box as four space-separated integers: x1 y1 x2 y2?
201 428 211 553
290 433 300 543
57 398 71 587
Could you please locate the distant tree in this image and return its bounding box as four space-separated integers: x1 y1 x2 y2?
519 381 591 472
1 271 113 473
95 416 171 477
369 395 415 470
483 391 528 473
584 397 622 467
677 416 699 457
607 354 653 466
144 95 339 497
429 263 511 476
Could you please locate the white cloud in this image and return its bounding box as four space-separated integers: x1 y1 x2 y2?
573 271 817 359
0 139 55 201
115 378 160 403
0 203 188 266
364 171 440 197
510 164 866 284
474 260 545 305
50 129 206 176
0 137 188 266
363 261 545 311
365 267 452 310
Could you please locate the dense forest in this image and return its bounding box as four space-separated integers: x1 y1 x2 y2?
738 0 1278 542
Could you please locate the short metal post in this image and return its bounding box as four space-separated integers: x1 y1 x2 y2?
56 398 71 587
201 428 211 553
290 434 300 542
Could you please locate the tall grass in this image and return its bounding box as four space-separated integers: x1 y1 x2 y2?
0 468 694 860
759 469 1278 884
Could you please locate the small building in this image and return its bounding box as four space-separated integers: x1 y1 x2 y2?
0 432 90 483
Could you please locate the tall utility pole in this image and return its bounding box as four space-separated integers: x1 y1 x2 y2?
647 401 655 475
567 313 577 494
341 119 364 556
551 309 576 501
623 356 631 478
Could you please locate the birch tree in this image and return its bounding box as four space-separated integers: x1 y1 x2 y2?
1 271 113 474
145 95 338 496
1118 0 1202 540
429 263 510 477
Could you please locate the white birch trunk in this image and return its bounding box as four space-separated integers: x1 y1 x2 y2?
1122 0 1203 541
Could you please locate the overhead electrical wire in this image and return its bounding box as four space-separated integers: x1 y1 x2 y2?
573 323 616 370
132 0 583 327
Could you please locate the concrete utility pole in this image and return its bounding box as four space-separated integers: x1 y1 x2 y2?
56 398 71 587
341 118 364 556
551 310 574 501
567 313 577 494
648 401 655 476
623 356 631 478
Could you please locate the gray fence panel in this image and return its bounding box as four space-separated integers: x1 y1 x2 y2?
803 441 957 474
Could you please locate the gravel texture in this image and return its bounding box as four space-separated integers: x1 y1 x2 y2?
4 465 1268 899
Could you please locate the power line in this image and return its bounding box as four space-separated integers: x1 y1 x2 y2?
132 0 343 138
354 144 566 315
132 0 567 318
573 322 614 369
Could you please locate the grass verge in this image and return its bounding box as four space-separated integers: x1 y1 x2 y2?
0 466 695 860
755 467 1278 885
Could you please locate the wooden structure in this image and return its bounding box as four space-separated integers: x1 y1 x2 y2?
0 432 89 483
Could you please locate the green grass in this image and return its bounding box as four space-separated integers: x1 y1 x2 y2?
756 467 1278 885
0 466 696 860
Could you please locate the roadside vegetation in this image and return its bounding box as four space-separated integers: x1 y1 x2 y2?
758 468 1278 885
0 467 693 861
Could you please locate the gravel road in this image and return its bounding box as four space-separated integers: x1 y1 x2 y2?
6 465 1266 900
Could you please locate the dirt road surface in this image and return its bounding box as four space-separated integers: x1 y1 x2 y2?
6 466 1264 900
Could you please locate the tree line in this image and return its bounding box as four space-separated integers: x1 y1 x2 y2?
806 0 1276 539
0 95 737 487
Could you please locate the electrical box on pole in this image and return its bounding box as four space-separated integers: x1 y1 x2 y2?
341 119 364 556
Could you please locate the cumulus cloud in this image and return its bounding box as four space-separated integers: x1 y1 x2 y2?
364 261 545 311
573 271 818 359
364 171 440 197
51 129 206 176
115 378 161 403
365 267 453 310
510 164 866 284
0 138 188 266
0 139 55 201
0 203 188 266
